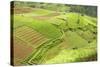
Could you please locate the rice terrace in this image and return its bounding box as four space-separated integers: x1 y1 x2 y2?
11 1 97 66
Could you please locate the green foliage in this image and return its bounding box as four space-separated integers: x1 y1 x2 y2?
45 40 97 64
14 15 62 39
45 47 96 64
27 19 62 39
12 1 97 65
65 31 89 48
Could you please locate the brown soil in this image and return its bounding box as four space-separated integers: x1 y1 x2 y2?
13 26 49 65
13 37 35 66
13 7 33 14
14 37 34 60
15 26 48 47
33 13 60 20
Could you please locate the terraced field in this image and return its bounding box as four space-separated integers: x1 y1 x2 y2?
13 26 49 65
45 47 97 64
11 1 97 66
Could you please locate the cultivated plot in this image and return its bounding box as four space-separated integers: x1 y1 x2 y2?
11 1 97 66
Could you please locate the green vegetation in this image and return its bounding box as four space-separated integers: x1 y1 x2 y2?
45 47 96 64
11 1 97 66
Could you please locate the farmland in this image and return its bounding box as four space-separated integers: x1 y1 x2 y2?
11 1 97 66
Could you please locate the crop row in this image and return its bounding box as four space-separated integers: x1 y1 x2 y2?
14 26 50 65
14 26 48 47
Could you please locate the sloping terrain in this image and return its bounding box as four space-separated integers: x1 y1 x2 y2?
12 5 97 65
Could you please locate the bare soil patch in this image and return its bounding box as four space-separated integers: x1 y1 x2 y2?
33 13 60 20
13 7 33 14
14 37 34 60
